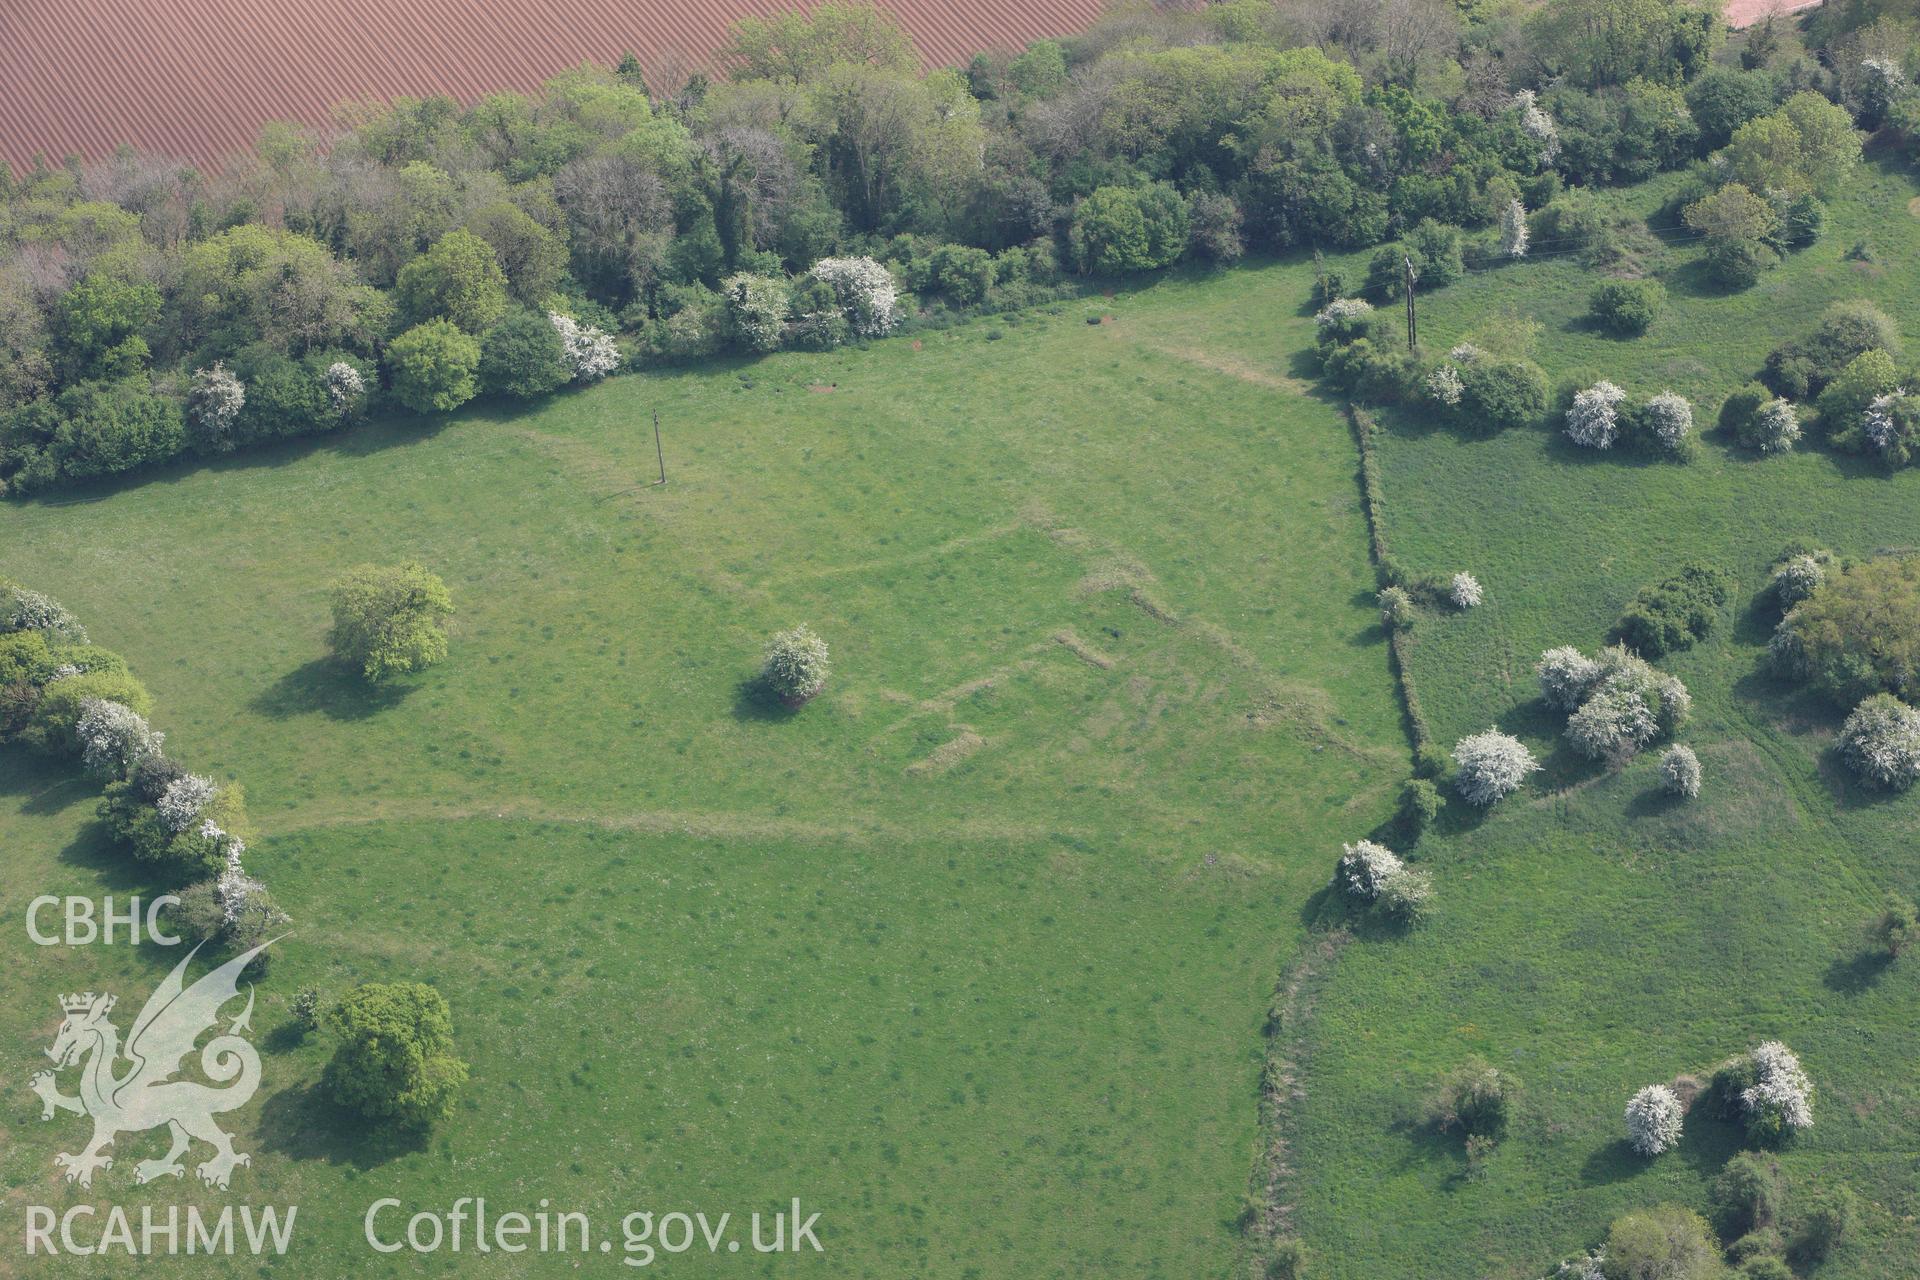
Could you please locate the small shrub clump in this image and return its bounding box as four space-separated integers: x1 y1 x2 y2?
1433 351 1550 435
1763 300 1900 400
1613 563 1733 656
1713 1152 1785 1240
1602 1205 1717 1280
1452 728 1540 806
1659 744 1702 798
1835 693 1920 790
1793 1186 1859 1264
1565 380 1628 449
1378 585 1416 631
762 625 831 704
1426 1059 1512 1142
1590 279 1665 336
1398 777 1443 836
1871 892 1918 958
1625 1083 1685 1156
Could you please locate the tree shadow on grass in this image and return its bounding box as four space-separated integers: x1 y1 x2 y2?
255 1082 429 1171
262 1020 312 1055
1625 785 1687 820
251 658 417 721
55 819 168 896
1581 1138 1644 1186
1673 1111 1746 1185
1663 254 1745 301
731 675 798 723
18 414 450 508
0 751 91 809
1823 948 1894 995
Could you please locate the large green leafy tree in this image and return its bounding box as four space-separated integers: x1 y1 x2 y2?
1070 184 1189 275
386 319 481 413
54 273 160 380
321 983 468 1129
481 309 571 398
1776 555 1920 705
325 561 455 682
395 229 511 332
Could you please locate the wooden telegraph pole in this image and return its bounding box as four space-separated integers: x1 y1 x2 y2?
652 408 667 485
1403 255 1419 352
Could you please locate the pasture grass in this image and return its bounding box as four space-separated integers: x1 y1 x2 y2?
0 268 1403 1275
1286 154 1920 1278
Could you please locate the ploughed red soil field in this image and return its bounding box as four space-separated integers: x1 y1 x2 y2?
1724 0 1823 26
0 0 1107 173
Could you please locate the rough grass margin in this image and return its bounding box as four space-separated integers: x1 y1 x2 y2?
1242 929 1350 1278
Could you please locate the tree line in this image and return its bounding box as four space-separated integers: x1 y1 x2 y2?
2 0 1915 493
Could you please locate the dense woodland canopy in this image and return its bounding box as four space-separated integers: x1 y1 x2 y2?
2 0 1918 492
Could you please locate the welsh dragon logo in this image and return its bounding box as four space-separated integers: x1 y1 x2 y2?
28 940 273 1190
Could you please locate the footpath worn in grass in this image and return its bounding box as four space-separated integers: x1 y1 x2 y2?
1287 158 1920 1278
0 270 1402 1276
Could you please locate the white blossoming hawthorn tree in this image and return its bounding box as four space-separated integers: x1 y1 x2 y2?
186 362 246 452
2 585 86 642
1659 744 1702 797
1752 398 1802 454
720 274 789 353
1513 90 1560 161
75 698 164 780
1378 585 1416 630
1537 646 1601 711
811 257 899 338
1567 682 1659 760
156 774 218 834
1450 572 1483 609
1739 1040 1814 1141
1836 693 1920 789
1453 728 1540 806
1499 197 1529 258
1625 1083 1684 1156
1314 297 1373 343
1642 391 1692 454
1566 380 1628 449
1425 363 1464 407
549 313 620 380
325 361 367 417
763 625 831 705
1771 553 1826 606
1335 840 1403 900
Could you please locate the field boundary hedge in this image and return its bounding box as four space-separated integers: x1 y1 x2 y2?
1348 405 1434 763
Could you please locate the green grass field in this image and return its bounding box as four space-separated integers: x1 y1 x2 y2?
8 152 1920 1279
0 270 1407 1275
1287 156 1920 1278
